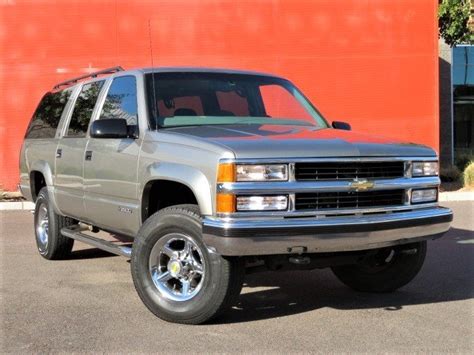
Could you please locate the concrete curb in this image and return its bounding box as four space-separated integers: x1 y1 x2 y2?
0 201 35 211
0 192 472 211
439 191 474 202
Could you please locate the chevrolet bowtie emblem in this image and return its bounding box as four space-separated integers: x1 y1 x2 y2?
349 179 375 191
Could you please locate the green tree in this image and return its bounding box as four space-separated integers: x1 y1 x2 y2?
439 0 473 46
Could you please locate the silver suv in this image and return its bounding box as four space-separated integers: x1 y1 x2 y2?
20 66 453 324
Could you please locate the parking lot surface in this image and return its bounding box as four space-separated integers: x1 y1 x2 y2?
1 201 473 353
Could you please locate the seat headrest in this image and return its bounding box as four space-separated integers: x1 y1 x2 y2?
173 108 197 116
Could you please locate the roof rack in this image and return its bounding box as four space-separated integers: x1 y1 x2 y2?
53 66 124 90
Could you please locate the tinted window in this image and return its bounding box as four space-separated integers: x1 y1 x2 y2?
157 96 204 117
145 73 328 129
216 90 249 116
260 84 314 123
67 81 104 137
99 76 138 125
26 90 71 139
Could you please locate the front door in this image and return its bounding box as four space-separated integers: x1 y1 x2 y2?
83 75 141 235
55 80 105 219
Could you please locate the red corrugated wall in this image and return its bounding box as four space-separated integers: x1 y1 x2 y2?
0 0 439 191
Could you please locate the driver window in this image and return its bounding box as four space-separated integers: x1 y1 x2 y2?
100 76 138 126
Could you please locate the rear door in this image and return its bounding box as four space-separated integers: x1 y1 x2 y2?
55 80 105 219
21 89 73 200
83 75 141 235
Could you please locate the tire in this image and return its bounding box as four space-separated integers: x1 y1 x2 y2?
331 242 427 293
131 204 244 324
34 187 75 260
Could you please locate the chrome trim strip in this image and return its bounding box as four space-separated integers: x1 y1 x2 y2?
288 163 296 182
220 156 438 164
217 176 440 194
217 202 438 218
404 189 412 205
288 193 296 212
405 161 413 178
207 206 451 229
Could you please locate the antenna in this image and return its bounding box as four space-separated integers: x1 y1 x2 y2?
148 19 158 128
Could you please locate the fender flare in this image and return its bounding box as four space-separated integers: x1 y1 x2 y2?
29 160 61 214
141 162 214 216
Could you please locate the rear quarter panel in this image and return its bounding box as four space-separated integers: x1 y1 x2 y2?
19 85 79 202
20 138 59 201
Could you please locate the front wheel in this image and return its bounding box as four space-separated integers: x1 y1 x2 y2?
131 204 244 324
331 242 427 293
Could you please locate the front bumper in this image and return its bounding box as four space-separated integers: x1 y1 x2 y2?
202 207 453 256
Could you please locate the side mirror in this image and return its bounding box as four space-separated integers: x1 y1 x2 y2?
90 119 129 138
332 121 351 131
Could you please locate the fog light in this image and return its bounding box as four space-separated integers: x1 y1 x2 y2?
411 188 438 204
236 195 288 211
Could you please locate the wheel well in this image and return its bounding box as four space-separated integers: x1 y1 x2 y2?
30 171 46 201
141 180 198 222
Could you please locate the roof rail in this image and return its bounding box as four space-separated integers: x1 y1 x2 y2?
53 66 124 90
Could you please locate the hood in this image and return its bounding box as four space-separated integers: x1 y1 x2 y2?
164 125 436 159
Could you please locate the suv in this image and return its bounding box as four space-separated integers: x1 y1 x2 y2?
20 66 452 324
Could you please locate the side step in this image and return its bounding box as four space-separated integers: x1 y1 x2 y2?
61 226 132 258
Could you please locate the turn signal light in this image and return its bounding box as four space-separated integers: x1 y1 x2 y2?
217 163 235 183
216 193 236 213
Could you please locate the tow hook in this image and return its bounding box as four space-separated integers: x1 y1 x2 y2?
289 255 311 265
400 248 418 255
287 246 307 254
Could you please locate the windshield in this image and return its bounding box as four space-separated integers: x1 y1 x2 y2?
145 72 329 129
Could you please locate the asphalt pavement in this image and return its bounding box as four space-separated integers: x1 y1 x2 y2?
1 201 473 353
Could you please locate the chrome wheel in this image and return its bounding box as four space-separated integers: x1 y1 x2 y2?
149 233 205 302
36 202 49 254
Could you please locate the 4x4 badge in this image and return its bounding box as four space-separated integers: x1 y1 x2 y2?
349 179 375 191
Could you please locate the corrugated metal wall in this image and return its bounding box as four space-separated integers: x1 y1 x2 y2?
0 0 439 190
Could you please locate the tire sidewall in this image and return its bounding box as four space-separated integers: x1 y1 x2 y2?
34 188 58 258
332 242 427 293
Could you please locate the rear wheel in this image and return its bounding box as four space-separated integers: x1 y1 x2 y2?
331 242 427 293
34 187 75 259
131 204 244 324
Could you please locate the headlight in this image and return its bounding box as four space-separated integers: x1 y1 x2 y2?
412 161 438 176
236 195 288 211
217 163 288 182
411 188 438 204
236 164 288 181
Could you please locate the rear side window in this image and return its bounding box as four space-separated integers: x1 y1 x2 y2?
66 81 105 137
26 90 71 139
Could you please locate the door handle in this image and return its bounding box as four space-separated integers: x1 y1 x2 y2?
85 150 93 161
56 148 62 158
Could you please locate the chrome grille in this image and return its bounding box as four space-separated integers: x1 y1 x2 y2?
294 189 405 211
295 161 405 181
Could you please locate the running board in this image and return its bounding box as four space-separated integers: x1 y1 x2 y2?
61 227 132 258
